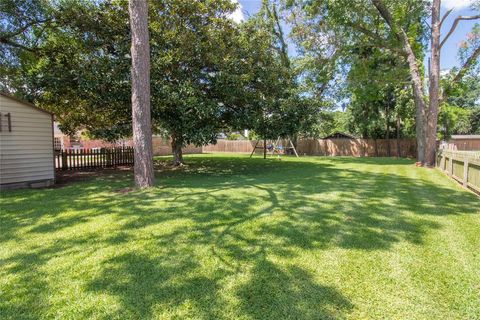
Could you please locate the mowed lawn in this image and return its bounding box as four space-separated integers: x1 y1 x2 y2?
1 155 479 320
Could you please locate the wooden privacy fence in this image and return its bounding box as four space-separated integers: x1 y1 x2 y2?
203 140 256 153
296 138 416 157
436 149 480 194
204 138 417 158
55 147 134 170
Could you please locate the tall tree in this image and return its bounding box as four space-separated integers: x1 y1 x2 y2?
441 23 480 136
128 0 154 187
231 0 319 157
345 42 415 144
426 0 441 164
371 0 479 165
1 0 242 167
288 0 479 165
0 0 133 136
148 0 240 166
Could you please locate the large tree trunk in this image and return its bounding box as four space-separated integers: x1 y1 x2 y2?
171 134 184 166
128 0 154 188
372 0 426 163
401 42 426 164
425 0 441 166
263 139 267 159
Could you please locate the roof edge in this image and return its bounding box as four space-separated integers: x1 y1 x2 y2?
0 92 54 116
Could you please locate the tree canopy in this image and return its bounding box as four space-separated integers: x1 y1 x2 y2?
1 0 479 165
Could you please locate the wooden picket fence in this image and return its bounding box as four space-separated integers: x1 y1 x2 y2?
55 147 134 170
436 149 480 194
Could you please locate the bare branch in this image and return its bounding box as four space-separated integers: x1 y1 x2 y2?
452 46 480 83
440 14 480 49
270 3 290 68
439 8 453 28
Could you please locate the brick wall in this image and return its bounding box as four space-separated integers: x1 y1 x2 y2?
58 136 202 155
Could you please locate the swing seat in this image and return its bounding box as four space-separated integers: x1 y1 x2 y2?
249 138 299 158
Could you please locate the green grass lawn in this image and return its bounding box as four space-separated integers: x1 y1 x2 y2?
1 155 479 319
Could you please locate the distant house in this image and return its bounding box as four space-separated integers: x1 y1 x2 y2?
323 132 357 139
450 135 480 140
0 93 55 189
53 122 83 150
445 135 480 151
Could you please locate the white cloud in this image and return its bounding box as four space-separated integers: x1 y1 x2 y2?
228 0 245 23
441 0 474 9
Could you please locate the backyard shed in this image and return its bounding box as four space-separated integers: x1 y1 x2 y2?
0 92 55 189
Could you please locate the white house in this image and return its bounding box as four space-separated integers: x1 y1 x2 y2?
0 92 55 189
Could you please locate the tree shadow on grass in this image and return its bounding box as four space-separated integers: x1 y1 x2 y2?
236 259 353 320
85 252 226 319
325 156 415 165
0 251 49 320
1 156 479 318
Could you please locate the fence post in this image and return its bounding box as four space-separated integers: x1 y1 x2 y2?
440 151 445 171
448 155 453 177
463 158 468 188
106 148 112 167
61 150 67 170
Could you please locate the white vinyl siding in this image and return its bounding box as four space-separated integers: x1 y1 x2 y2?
0 94 54 185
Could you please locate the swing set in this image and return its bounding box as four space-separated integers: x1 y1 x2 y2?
249 137 299 158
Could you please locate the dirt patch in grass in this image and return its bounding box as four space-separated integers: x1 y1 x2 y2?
54 166 132 187
114 186 136 194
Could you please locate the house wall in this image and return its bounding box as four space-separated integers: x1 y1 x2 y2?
0 94 54 189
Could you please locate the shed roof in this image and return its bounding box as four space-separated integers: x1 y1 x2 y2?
0 92 53 116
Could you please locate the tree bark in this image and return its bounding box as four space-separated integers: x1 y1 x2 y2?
128 0 154 188
372 0 426 164
385 104 390 157
424 0 441 166
171 134 184 166
396 114 401 158
263 139 267 159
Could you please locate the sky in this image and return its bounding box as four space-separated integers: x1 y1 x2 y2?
232 0 479 71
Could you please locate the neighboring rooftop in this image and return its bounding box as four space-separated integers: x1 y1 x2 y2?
450 135 480 140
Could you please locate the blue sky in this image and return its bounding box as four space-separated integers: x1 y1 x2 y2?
234 0 479 71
